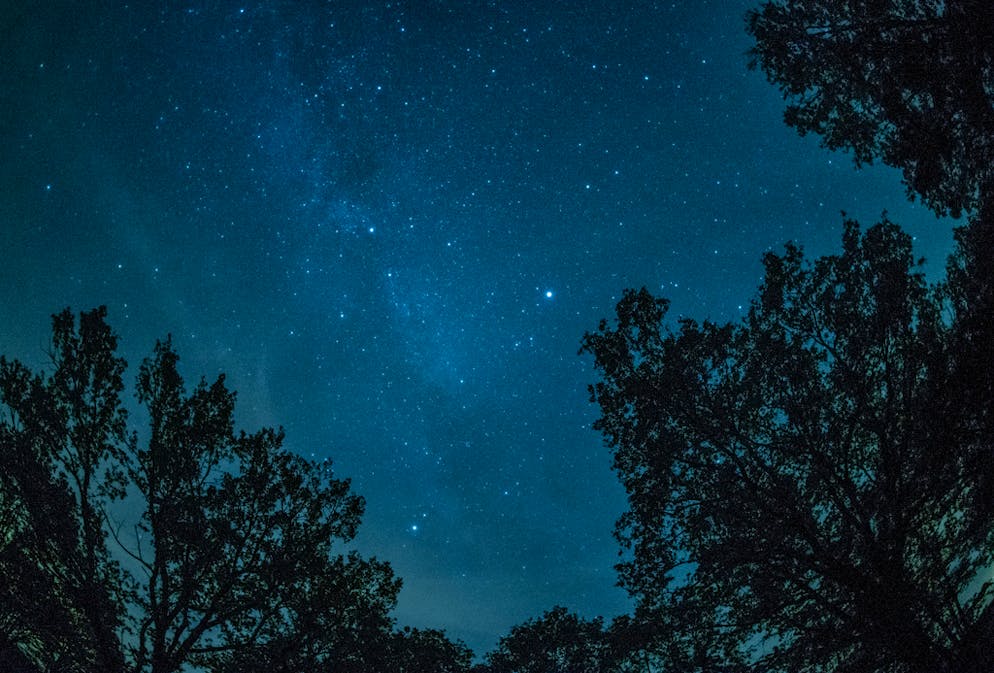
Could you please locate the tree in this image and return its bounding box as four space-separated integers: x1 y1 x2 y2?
0 307 129 673
604 612 687 673
746 0 994 217
0 308 404 673
123 338 402 673
581 220 994 673
746 1 994 450
485 606 610 673
377 627 475 673
206 551 401 673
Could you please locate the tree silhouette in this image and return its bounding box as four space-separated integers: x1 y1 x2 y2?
746 0 994 464
747 0 994 217
375 626 475 673
123 338 400 673
0 307 128 673
604 612 686 673
582 220 994 673
0 308 413 673
485 606 610 673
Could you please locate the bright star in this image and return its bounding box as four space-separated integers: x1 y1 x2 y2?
545 290 554 299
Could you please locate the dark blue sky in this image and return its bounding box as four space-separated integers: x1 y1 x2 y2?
1 0 954 655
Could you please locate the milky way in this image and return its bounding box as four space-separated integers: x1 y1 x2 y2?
0 0 953 653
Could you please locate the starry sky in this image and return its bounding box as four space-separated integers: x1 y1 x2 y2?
1 0 955 655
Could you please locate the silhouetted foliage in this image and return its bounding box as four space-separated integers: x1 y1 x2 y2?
747 0 994 217
604 612 680 673
485 606 610 673
0 308 455 673
582 220 994 673
124 337 404 673
0 307 128 673
377 626 475 673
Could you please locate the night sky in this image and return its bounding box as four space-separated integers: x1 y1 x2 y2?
1 0 955 655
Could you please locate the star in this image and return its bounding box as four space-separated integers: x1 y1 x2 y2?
2 0 954 659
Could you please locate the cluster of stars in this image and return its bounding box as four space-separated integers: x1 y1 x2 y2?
3 0 954 657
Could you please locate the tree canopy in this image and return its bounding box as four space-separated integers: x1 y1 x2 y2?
0 308 469 673
485 606 610 673
581 220 994 673
8 4 994 671
747 0 994 217
0 307 130 672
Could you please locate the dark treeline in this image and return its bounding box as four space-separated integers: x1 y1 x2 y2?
576 1 994 672
0 306 473 673
4 1 994 672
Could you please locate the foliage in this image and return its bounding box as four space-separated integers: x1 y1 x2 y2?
581 220 994 673
747 0 994 217
604 612 684 673
0 307 128 673
485 606 610 673
377 626 476 673
121 338 399 673
0 308 467 673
